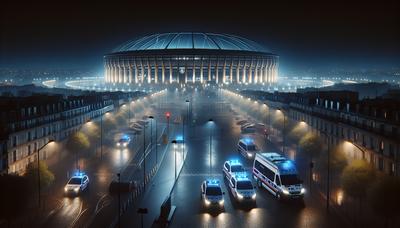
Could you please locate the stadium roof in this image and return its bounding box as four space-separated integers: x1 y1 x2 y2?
112 32 269 53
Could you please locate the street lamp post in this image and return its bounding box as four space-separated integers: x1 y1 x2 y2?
117 173 121 228
100 112 105 160
172 140 177 180
278 109 286 154
325 132 331 213
143 120 146 190
185 99 190 125
37 139 54 208
148 116 155 166
283 113 286 154
165 112 171 138
208 119 213 176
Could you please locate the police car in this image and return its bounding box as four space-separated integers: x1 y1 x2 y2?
175 135 184 148
223 160 245 181
200 179 225 208
228 173 256 203
237 138 259 159
64 172 89 195
116 135 131 147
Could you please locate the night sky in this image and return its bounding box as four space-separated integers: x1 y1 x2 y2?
1 1 399 71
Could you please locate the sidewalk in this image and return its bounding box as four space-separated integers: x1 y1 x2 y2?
120 130 186 227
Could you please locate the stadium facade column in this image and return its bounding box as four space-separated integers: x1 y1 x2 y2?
215 59 219 84
222 58 227 84
154 60 158 84
147 58 151 84
254 58 259 84
273 60 278 83
119 60 123 83
242 61 247 83
122 61 127 83
249 58 253 84
161 59 165 84
207 58 211 82
169 61 173 83
134 59 138 84
200 57 204 83
128 62 133 84
258 58 265 83
236 60 240 83
229 59 233 83
104 62 108 83
266 58 271 83
192 60 196 83
140 59 144 83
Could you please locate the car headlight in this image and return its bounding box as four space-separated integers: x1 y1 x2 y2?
282 189 289 195
204 199 211 205
219 199 224 205
123 142 128 147
116 142 120 146
301 188 306 194
237 193 244 199
247 152 253 157
252 193 256 199
64 187 68 192
74 187 80 192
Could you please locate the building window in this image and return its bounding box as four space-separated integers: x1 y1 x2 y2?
13 150 17 162
370 137 374 149
12 136 17 147
378 158 384 171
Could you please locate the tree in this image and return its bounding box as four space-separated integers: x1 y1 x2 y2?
24 161 55 189
299 132 323 191
317 145 348 173
288 123 308 142
0 174 31 223
341 159 376 226
341 159 375 199
367 176 400 227
66 132 90 152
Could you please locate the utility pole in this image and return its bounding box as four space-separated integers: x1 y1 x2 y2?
143 122 146 190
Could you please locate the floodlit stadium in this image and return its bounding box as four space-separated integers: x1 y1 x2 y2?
104 32 278 85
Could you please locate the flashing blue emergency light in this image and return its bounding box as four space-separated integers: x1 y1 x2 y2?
243 138 254 144
176 135 183 141
229 159 241 165
206 179 220 186
235 172 248 180
281 160 296 171
121 135 130 140
73 171 85 177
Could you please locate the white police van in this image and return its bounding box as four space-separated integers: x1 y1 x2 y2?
228 172 256 203
253 152 305 200
237 138 259 159
223 160 245 181
200 179 225 208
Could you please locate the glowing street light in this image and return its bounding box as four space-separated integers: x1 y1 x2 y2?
172 140 177 180
207 119 214 176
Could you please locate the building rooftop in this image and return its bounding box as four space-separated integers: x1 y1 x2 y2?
112 32 269 53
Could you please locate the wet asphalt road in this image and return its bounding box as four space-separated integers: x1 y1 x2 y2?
168 87 348 228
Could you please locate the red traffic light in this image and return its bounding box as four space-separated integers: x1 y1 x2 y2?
165 112 171 118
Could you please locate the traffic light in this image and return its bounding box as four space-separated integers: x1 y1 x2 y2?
165 112 171 118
